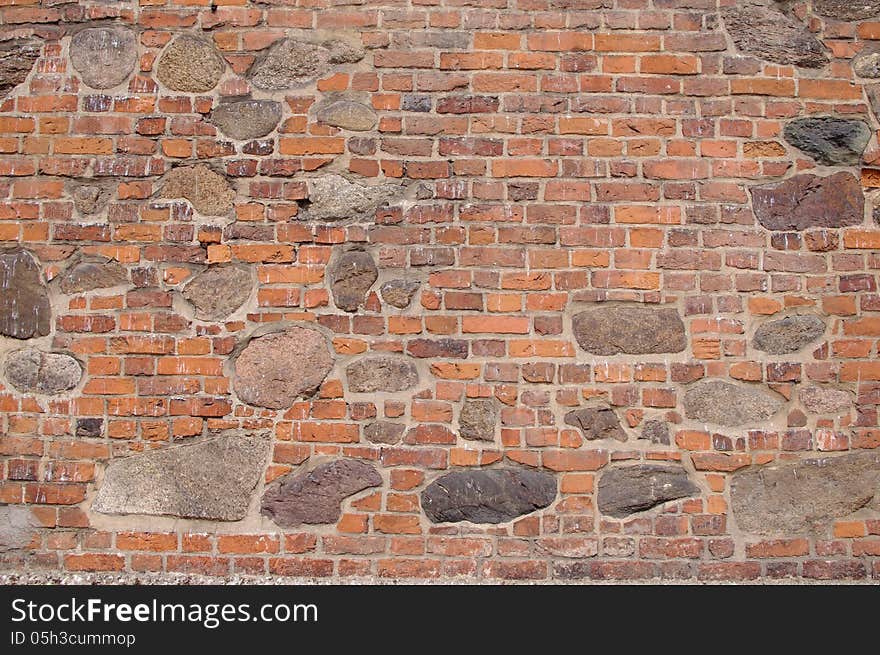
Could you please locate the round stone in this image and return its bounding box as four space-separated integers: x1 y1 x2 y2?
157 35 225 93
234 327 334 409
69 27 137 90
5 349 82 395
315 100 377 131
210 99 283 141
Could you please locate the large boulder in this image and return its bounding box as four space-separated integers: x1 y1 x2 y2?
210 99 283 140
684 380 783 427
261 459 382 527
721 3 829 69
564 405 627 442
249 36 364 90
305 174 401 222
753 315 825 354
750 172 864 231
234 327 334 409
421 468 557 524
69 27 138 89
159 165 235 216
731 452 880 535
0 248 51 340
5 349 82 395
0 38 41 98
783 118 871 166
597 464 700 518
329 251 378 312
346 356 418 393
93 433 271 521
60 260 128 294
572 305 686 355
182 266 252 320
157 34 225 93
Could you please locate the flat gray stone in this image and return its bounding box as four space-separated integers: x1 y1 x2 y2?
731 452 880 535
459 399 498 442
0 506 36 552
306 174 401 222
422 468 557 524
249 36 364 90
157 34 225 93
854 48 880 78
783 118 871 166
363 421 405 445
598 464 700 518
329 251 378 312
210 99 283 140
182 266 252 320
750 172 864 231
684 380 783 427
93 433 271 520
813 0 880 21
261 458 382 527
564 405 627 442
0 39 41 98
159 164 235 216
315 100 377 131
753 315 825 354
572 305 687 355
380 279 420 309
641 420 670 445
722 4 829 68
60 260 128 295
0 248 51 340
71 184 110 215
234 326 334 409
5 349 82 395
346 356 418 393
70 27 137 89
799 386 852 415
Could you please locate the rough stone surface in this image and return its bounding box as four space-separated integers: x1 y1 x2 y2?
750 172 865 231
234 327 334 409
598 465 700 518
0 39 41 98
854 48 880 78
315 100 377 131
346 356 418 393
329 251 378 312
182 266 252 320
157 35 225 93
753 315 825 355
684 380 783 427
60 260 128 295
731 452 880 535
459 400 498 442
249 37 364 90
305 174 401 222
363 421 406 445
93 433 271 520
721 4 829 69
380 279 420 309
783 118 871 166
0 506 36 552
159 165 235 216
0 248 51 340
69 27 137 89
71 184 109 215
421 468 557 524
641 420 670 445
5 349 82 395
564 406 627 442
210 99 283 140
572 305 687 355
813 0 880 21
261 459 382 527
799 386 852 415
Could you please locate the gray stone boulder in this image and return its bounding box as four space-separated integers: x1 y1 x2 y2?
5 349 81 395
157 34 225 93
564 405 627 442
261 459 382 527
315 100 377 131
329 251 378 312
159 165 235 216
305 174 401 222
93 433 271 520
70 27 137 89
210 99 283 140
684 380 783 427
598 464 700 518
459 399 498 442
783 118 871 166
641 420 671 445
721 3 829 69
60 260 128 294
798 386 852 415
753 315 825 354
0 248 51 340
182 266 252 320
249 36 364 90
572 305 686 355
346 356 418 393
421 468 557 524
750 172 864 231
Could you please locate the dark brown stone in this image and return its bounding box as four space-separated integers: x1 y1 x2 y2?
597 464 700 518
459 399 498 442
572 305 687 355
722 4 829 69
346 356 418 393
182 266 252 320
261 459 382 527
60 260 128 295
69 27 137 89
750 172 865 231
0 248 51 340
564 406 627 442
329 251 378 312
0 39 40 99
406 338 469 359
783 117 871 166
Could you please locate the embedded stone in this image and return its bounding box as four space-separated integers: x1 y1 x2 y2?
459 399 498 442
421 468 557 524
641 420 671 445
76 418 103 438
380 279 420 309
571 305 686 355
731 452 880 535
0 506 36 552
182 266 252 320
597 464 700 518
315 100 377 131
159 164 235 216
346 356 418 393
750 172 865 231
799 386 853 415
234 327 334 409
683 380 783 427
721 4 829 69
71 184 109 215
753 315 825 354
210 99 283 140
157 35 225 93
813 0 880 21
0 38 41 98
249 36 364 90
93 433 271 520
60 260 128 295
305 174 401 222
363 421 406 445
69 27 137 89
783 118 871 166
564 406 627 442
5 349 81 395
854 49 880 78
261 459 382 527
329 251 378 312
0 248 51 340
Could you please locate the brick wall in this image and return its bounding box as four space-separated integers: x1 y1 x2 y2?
1 0 879 582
